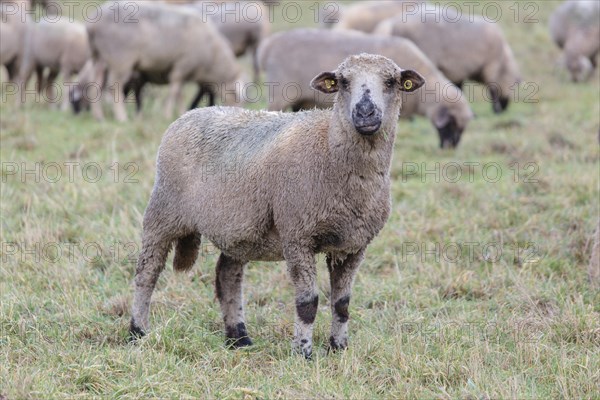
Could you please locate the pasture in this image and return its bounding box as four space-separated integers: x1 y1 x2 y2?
1 0 599 398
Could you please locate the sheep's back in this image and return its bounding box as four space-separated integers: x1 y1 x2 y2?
550 0 600 48
89 2 217 72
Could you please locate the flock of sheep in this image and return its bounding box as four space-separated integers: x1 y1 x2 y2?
1 0 598 147
2 0 599 358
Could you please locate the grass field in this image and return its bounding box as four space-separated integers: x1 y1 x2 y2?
1 0 599 398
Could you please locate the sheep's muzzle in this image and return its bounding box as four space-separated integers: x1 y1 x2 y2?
352 95 382 136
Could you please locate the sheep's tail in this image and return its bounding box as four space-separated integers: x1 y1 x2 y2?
173 233 201 272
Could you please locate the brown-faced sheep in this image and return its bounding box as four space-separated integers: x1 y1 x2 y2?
549 0 600 82
375 5 521 113
16 17 91 110
87 1 243 122
188 1 270 83
333 0 425 33
258 29 473 148
130 54 425 359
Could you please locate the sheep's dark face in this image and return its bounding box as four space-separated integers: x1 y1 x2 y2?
69 84 86 115
311 54 424 137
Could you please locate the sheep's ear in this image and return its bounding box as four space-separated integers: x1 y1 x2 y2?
399 69 425 92
311 72 339 94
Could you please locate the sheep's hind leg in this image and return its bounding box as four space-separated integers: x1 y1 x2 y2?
327 249 365 351
130 224 174 340
215 253 252 348
285 246 318 359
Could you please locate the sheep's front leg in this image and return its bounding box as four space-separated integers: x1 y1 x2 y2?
285 246 318 359
107 69 132 122
327 249 365 351
215 253 252 348
60 69 73 111
165 76 183 119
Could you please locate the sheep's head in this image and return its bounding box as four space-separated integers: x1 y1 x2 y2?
311 54 424 137
69 83 88 115
567 55 593 83
431 84 474 149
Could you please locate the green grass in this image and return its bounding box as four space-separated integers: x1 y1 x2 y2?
1 1 599 398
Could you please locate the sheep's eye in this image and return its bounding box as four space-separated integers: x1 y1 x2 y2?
385 77 396 89
340 77 350 90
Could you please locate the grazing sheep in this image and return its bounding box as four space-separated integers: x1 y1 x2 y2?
70 60 215 115
259 29 473 148
69 60 144 115
375 5 521 113
16 17 91 110
188 0 270 83
333 0 425 33
130 54 425 359
549 0 600 82
87 1 243 122
0 1 28 83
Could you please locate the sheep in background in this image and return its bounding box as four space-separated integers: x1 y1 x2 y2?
259 29 473 148
16 17 91 110
333 0 425 33
130 54 425 359
188 1 270 83
0 2 27 83
549 0 600 82
69 60 215 115
87 1 244 122
375 5 521 114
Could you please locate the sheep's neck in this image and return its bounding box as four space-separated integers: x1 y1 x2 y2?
326 113 396 180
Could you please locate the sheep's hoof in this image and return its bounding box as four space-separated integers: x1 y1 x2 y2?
128 320 146 342
298 348 313 360
225 322 253 348
328 336 348 353
226 336 253 349
293 340 313 360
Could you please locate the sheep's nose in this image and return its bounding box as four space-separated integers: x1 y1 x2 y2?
355 98 376 118
352 95 382 136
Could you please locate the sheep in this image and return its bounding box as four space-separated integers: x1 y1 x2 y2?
0 1 27 83
187 1 270 83
15 17 91 110
549 0 600 82
69 60 215 115
69 60 144 115
374 4 521 114
130 54 425 359
87 1 244 122
258 28 473 148
333 0 425 33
